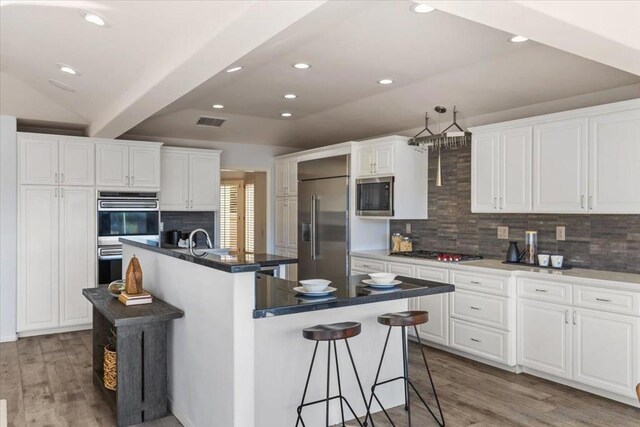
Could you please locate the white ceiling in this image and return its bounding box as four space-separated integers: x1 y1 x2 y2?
126 0 640 149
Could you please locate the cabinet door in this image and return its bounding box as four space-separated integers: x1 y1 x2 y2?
500 126 532 212
285 248 298 281
275 198 288 247
416 266 450 345
19 135 59 185
356 147 374 177
95 143 129 187
189 154 220 211
573 308 639 397
589 108 640 213
517 299 571 379
59 139 95 186
275 160 288 197
471 132 500 212
286 159 298 196
129 145 161 189
18 186 59 332
160 151 190 211
59 187 95 327
373 144 394 175
286 197 298 248
533 119 587 212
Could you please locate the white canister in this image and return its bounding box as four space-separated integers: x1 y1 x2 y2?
551 255 564 268
538 254 550 267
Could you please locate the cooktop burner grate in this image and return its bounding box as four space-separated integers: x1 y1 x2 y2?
390 250 483 262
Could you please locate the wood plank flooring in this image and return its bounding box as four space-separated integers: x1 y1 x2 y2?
1 330 638 426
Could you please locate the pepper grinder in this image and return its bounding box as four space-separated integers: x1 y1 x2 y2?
524 231 538 264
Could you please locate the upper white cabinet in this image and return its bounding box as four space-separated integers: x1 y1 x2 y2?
588 108 640 213
471 126 531 213
160 147 221 211
275 197 297 248
355 142 394 177
533 118 588 213
275 158 298 197
471 100 640 214
96 141 162 189
19 134 94 186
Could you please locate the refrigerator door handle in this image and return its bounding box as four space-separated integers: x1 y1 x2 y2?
311 195 318 260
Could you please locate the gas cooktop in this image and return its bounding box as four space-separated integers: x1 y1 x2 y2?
390 250 483 262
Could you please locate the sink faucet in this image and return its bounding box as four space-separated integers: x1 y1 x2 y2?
188 228 213 257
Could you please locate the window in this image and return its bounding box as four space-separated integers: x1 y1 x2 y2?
245 183 255 253
219 184 238 250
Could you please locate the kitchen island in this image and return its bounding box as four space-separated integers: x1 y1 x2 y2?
120 238 453 426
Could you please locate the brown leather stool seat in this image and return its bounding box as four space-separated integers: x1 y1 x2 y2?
377 310 429 327
303 321 361 341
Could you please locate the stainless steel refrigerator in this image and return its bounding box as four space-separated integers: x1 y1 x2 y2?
297 155 349 280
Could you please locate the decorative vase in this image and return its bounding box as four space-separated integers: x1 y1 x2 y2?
125 255 143 294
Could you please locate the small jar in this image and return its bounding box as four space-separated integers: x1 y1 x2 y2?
391 233 403 252
400 236 413 252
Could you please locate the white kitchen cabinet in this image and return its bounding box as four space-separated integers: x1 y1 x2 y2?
355 142 395 177
500 126 532 212
517 299 572 379
533 119 588 213
160 148 221 211
18 186 59 332
59 139 95 186
471 131 499 212
275 197 297 248
19 135 59 185
129 145 161 189
59 187 95 327
415 294 450 346
573 308 639 397
588 108 640 213
95 143 130 187
275 158 298 197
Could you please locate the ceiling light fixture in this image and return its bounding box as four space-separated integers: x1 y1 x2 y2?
57 64 79 76
226 66 243 73
410 3 435 13
212 104 224 109
284 94 297 99
378 79 394 85
83 11 107 27
293 63 311 69
509 35 528 43
48 79 76 92
281 112 293 117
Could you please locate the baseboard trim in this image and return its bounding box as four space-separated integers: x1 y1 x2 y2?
17 324 91 338
167 397 196 427
0 334 18 343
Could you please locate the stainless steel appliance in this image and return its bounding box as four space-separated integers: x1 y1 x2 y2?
390 250 483 263
97 191 160 284
298 155 349 280
355 176 394 216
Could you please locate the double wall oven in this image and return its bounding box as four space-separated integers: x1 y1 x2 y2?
97 192 160 285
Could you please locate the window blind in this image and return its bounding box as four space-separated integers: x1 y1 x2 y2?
220 184 238 250
245 183 255 253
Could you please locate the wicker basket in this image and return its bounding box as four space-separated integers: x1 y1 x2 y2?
103 345 117 391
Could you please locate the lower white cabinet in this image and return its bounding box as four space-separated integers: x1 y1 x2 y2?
450 318 511 365
18 186 96 333
413 294 449 346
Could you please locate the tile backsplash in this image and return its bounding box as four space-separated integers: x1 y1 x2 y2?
389 144 640 273
161 211 215 246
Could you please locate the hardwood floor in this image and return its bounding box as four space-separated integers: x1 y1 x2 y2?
1 330 638 426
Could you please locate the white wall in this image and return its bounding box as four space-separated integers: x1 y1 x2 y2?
0 115 18 342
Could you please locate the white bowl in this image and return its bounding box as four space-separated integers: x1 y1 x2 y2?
299 279 331 293
368 272 397 285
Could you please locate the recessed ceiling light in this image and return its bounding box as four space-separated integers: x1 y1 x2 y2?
57 64 78 76
284 94 297 99
83 11 107 27
410 3 435 13
293 63 311 69
212 104 224 109
378 79 394 85
281 112 293 117
226 66 243 73
509 35 529 43
48 79 75 92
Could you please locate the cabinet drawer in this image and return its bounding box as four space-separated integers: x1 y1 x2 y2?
417 266 449 283
573 286 639 316
351 258 386 273
450 319 511 365
387 262 415 277
518 278 571 304
451 271 510 296
451 290 509 330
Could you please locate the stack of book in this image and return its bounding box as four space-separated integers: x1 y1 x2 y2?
118 290 153 306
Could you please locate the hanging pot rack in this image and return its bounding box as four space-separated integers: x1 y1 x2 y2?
408 105 472 151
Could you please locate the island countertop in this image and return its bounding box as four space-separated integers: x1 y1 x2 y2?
120 237 297 273
254 274 454 318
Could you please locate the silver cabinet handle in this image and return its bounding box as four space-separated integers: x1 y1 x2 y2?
126 176 130 186
535 288 548 293
362 264 370 268
61 188 64 198
61 173 64 183
595 298 612 302
493 197 497 209
310 195 318 260
185 200 189 208
190 200 193 208
580 195 585 209
54 188 58 198
54 172 58 183
470 280 481 285
470 338 482 343
131 176 135 186
564 310 569 324
572 310 577 325
499 197 503 209
373 162 377 173
470 306 481 311
588 195 593 210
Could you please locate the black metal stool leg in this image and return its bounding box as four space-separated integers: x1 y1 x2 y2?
364 326 393 427
414 326 445 427
333 340 346 426
402 326 412 427
344 339 369 426
296 342 319 427
326 341 331 427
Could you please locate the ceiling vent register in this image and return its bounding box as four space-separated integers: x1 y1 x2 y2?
196 116 226 128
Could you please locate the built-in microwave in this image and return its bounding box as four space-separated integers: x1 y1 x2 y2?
355 176 394 216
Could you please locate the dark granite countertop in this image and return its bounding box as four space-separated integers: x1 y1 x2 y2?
83 285 184 327
120 237 298 273
254 274 454 318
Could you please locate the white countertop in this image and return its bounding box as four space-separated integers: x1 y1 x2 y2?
350 249 640 287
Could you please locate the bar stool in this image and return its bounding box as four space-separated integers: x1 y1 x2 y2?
364 311 445 427
296 321 369 427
